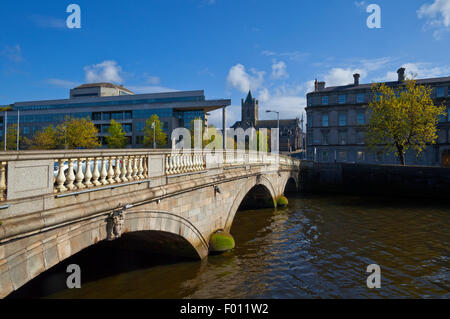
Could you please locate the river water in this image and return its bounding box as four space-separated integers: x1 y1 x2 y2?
10 193 450 299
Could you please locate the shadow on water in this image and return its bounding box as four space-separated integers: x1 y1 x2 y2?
7 192 450 299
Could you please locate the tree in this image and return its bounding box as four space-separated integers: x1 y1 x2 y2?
105 119 127 148
256 129 269 152
366 79 446 165
0 124 23 151
143 114 167 148
25 125 58 150
56 117 100 149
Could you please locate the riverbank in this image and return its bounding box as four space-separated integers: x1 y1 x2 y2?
300 161 450 199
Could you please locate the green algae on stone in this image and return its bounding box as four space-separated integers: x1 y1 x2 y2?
277 195 289 207
209 231 235 253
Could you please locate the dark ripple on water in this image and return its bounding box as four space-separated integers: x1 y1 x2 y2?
20 193 450 299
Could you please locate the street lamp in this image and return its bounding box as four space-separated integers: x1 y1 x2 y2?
151 121 156 149
266 110 280 138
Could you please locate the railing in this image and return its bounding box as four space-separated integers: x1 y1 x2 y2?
54 155 148 193
0 161 6 202
165 152 205 175
0 149 300 202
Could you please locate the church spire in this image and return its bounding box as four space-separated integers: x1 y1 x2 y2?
245 90 253 104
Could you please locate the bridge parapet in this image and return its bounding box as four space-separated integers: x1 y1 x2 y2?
0 149 299 207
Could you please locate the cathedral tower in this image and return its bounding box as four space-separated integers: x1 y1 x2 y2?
241 90 259 126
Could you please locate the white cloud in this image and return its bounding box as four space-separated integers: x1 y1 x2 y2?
271 61 289 80
45 78 78 88
146 75 160 85
378 62 450 81
418 0 450 27
417 0 450 38
127 85 178 94
226 64 265 93
31 15 66 29
1 45 23 63
324 67 366 87
84 60 123 83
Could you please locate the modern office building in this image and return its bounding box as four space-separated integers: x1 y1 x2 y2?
231 91 304 153
305 68 450 167
0 83 231 148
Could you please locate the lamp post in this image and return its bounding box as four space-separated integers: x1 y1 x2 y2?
151 122 156 149
266 110 280 139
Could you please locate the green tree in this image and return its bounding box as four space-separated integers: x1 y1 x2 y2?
105 119 127 148
0 124 23 151
366 79 446 165
25 125 58 150
143 114 167 148
256 129 269 152
56 117 101 149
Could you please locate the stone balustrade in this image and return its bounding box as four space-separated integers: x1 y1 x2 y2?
0 149 300 203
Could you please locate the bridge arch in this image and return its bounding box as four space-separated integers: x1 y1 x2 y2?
1 210 208 298
224 175 277 231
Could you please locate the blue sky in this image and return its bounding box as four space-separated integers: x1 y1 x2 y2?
0 0 449 127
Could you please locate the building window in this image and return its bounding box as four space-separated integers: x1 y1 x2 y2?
307 132 313 145
339 151 347 162
322 114 329 127
376 151 383 162
339 113 347 126
339 95 346 104
23 126 30 135
436 87 445 98
447 108 450 122
357 151 365 161
123 124 132 133
322 151 329 162
338 131 347 145
307 114 312 126
93 112 101 121
307 98 312 106
356 131 365 144
357 112 365 125
103 113 111 121
448 86 450 97
124 111 132 120
136 136 144 144
322 96 328 105
357 93 365 103
322 131 329 145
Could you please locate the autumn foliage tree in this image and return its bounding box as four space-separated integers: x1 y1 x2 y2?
105 119 127 148
143 114 167 148
56 117 100 149
24 125 58 150
366 79 446 165
0 124 23 150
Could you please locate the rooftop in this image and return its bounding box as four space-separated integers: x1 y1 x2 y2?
73 82 134 94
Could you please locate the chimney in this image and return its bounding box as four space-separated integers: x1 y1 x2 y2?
317 81 326 91
397 67 406 82
353 73 360 86
314 79 318 92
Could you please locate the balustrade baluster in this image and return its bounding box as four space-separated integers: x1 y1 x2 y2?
138 156 144 179
84 158 93 188
121 156 128 182
0 162 7 201
165 155 170 175
75 158 86 189
107 157 116 184
55 159 67 193
127 156 134 181
99 157 108 185
66 159 76 191
132 156 139 179
114 156 122 183
92 157 101 186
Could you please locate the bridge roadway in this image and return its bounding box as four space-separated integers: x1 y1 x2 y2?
0 149 300 298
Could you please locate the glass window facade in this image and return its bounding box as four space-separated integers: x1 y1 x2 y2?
322 96 328 105
174 110 204 129
322 114 328 127
436 87 445 98
339 95 346 104
339 113 346 126
357 112 365 125
357 93 365 103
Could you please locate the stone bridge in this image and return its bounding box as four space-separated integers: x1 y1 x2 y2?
0 149 300 298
